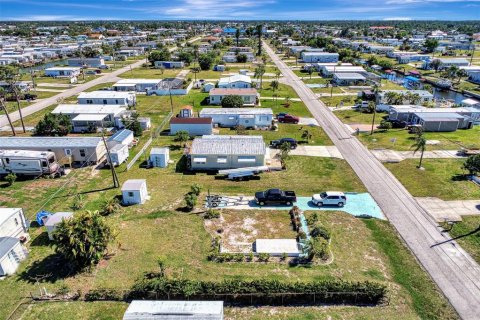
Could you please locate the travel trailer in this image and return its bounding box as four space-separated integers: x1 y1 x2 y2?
0 150 63 178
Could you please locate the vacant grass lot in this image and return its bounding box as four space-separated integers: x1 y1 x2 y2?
118 66 182 79
359 125 480 151
320 95 357 107
385 159 480 200
448 216 480 264
334 109 384 124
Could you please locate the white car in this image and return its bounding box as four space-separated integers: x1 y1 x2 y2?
311 191 347 207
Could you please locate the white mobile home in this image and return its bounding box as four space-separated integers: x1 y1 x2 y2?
108 129 134 147
0 208 29 241
112 79 162 92
0 237 28 276
170 117 213 136
0 137 107 165
123 300 224 320
200 108 273 129
333 73 366 86
122 179 148 205
44 212 74 240
320 65 367 77
52 104 127 132
154 61 185 69
78 91 136 107
217 74 252 89
301 52 339 63
376 90 434 105
189 135 266 170
67 57 105 68
44 67 81 78
209 88 258 106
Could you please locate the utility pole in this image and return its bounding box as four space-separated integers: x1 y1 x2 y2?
169 88 174 114
0 98 16 136
101 130 120 188
30 70 36 94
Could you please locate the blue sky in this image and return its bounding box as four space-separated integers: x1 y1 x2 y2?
1 0 479 21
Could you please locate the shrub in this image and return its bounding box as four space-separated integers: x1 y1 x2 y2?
463 154 480 176
34 113 72 136
221 95 243 108
247 252 254 262
204 209 220 220
4 173 17 186
190 183 202 196
184 193 197 211
100 197 121 216
258 253 270 262
306 212 318 227
281 252 288 261
310 225 331 240
70 194 85 211
379 120 392 132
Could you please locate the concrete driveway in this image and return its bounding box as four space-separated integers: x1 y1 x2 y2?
298 117 319 126
372 149 466 163
270 145 343 159
416 197 480 222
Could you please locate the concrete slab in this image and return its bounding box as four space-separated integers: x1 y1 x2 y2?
371 149 405 163
270 145 343 159
416 197 480 222
372 149 465 162
207 193 385 219
298 117 319 126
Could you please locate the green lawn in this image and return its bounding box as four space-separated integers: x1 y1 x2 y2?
118 67 182 79
359 126 480 151
385 159 480 200
334 109 383 124
259 83 299 98
320 95 358 107
447 216 480 264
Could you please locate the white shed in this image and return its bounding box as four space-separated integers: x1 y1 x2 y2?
108 144 129 166
44 212 74 240
123 300 224 320
149 147 170 168
122 179 148 205
0 237 28 276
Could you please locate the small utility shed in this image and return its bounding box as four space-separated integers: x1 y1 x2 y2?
170 117 213 136
44 212 74 240
149 147 170 168
123 300 224 320
122 179 148 205
254 239 300 257
0 237 28 276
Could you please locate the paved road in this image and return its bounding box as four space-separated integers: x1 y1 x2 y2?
0 36 202 129
264 42 480 319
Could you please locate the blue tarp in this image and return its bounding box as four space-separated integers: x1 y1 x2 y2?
36 210 53 226
405 76 421 82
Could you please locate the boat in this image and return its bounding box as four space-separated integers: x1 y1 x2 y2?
436 79 452 90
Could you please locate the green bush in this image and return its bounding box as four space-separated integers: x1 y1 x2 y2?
184 193 197 211
310 225 331 240
258 253 270 262
204 209 220 219
4 173 17 186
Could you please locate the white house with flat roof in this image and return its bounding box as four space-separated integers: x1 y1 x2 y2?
189 135 266 170
0 208 29 242
376 90 434 105
44 67 81 78
301 52 339 63
333 73 366 86
112 79 162 92
78 91 136 107
320 65 367 77
67 57 105 68
200 108 273 129
52 104 127 132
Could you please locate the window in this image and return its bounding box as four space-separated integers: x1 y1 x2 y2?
14 218 18 226
42 160 48 167
5 158 9 164
238 156 256 163
128 192 134 197
64 149 72 156
87 99 93 104
80 149 86 157
115 99 119 104
193 157 207 164
103 99 108 104
217 156 227 164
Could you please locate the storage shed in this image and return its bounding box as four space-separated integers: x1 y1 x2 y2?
123 300 224 320
170 117 213 136
0 237 28 276
108 144 129 166
254 239 300 257
122 179 148 205
44 212 74 240
149 147 170 168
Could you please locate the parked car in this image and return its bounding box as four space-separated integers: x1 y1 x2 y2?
255 188 297 206
390 120 406 128
277 113 299 124
354 101 370 109
23 93 37 100
6 93 37 101
270 138 298 149
99 65 110 69
311 191 347 207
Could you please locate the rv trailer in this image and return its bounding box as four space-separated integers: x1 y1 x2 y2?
0 150 63 178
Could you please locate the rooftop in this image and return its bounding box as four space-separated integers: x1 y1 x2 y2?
0 208 22 227
78 91 134 99
121 179 146 191
0 237 20 260
209 88 257 95
44 212 73 227
124 300 223 317
0 137 103 148
200 108 272 115
170 117 213 125
191 135 266 156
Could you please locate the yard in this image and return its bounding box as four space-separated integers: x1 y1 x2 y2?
117 66 183 79
334 109 383 124
385 159 480 200
447 216 480 264
358 125 480 151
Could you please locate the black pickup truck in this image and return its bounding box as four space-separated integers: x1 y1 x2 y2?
255 188 297 206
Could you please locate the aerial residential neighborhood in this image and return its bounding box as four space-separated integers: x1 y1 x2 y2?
0 2 479 320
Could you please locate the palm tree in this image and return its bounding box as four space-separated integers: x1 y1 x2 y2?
235 28 240 47
412 134 427 169
254 64 266 90
456 69 468 84
369 101 377 135
275 68 281 80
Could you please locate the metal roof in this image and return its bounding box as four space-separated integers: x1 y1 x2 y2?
334 72 366 80
44 212 73 227
218 74 252 85
72 114 109 121
78 91 134 99
191 135 265 155
121 179 146 191
113 79 162 86
123 300 223 317
45 67 81 71
0 137 103 148
170 117 212 124
209 88 257 95
0 237 20 260
108 129 133 143
150 147 169 154
52 104 126 115
200 108 272 116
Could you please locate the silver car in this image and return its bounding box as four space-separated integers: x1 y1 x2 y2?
311 191 347 207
